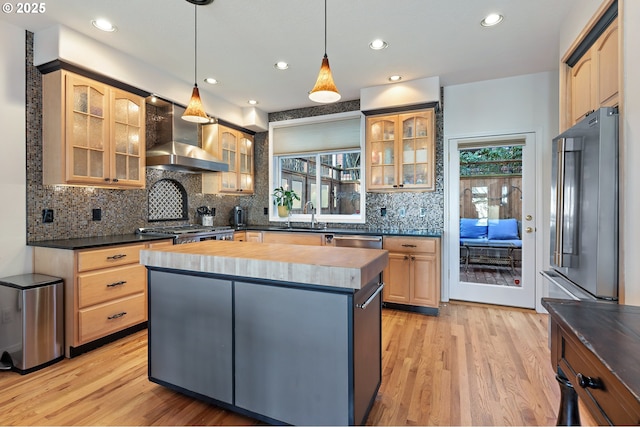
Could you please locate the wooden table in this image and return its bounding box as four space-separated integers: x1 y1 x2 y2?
542 298 640 425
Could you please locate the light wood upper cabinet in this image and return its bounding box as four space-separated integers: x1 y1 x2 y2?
595 18 618 108
567 17 618 127
366 109 435 192
202 123 254 195
43 70 146 188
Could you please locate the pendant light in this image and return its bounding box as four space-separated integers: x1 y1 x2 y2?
309 0 341 103
182 3 210 123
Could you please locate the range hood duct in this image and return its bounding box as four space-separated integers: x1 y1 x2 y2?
146 103 228 173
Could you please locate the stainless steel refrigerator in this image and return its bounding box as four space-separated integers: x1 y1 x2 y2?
542 107 619 301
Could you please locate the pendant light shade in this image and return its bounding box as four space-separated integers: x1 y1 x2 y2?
309 0 340 103
183 83 209 123
182 3 209 123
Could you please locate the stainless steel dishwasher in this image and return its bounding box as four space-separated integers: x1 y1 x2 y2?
325 234 383 249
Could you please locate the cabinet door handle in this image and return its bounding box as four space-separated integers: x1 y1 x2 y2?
404 255 409 260
106 280 127 288
112 178 119 183
402 244 417 248
356 283 384 309
107 311 127 320
106 254 127 260
410 255 415 261
577 373 603 389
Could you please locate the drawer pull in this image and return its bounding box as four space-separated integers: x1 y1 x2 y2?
106 281 127 288
402 244 417 248
107 312 127 320
577 373 603 389
106 254 127 260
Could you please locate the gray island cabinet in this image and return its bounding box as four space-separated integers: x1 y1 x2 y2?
140 240 388 426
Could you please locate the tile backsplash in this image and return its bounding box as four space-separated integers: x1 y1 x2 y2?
25 32 443 242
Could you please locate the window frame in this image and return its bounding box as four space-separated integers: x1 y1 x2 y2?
269 111 366 224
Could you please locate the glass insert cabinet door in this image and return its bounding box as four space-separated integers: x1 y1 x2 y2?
399 111 434 190
66 74 109 183
367 117 397 189
220 129 238 191
112 89 144 184
238 135 254 192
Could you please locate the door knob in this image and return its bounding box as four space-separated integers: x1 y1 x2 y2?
525 227 534 233
525 215 533 221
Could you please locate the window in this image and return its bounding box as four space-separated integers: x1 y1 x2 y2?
269 111 365 224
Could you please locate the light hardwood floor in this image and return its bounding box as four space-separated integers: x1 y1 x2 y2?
0 302 595 426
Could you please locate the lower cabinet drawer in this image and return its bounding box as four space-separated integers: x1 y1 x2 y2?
383 237 436 253
78 264 146 308
77 244 145 272
561 334 640 425
78 293 146 344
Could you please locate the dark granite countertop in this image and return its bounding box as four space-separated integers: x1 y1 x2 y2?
28 234 173 250
239 226 442 238
27 226 441 251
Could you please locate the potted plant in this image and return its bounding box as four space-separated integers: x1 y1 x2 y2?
272 186 300 217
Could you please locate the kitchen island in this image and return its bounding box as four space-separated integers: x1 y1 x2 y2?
140 240 388 426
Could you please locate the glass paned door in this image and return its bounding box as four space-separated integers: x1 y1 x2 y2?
448 134 536 309
112 93 142 182
221 130 237 191
238 135 253 192
68 76 107 181
400 112 434 190
369 118 396 188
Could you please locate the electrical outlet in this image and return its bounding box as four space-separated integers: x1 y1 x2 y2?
399 207 406 218
42 209 54 223
92 208 102 221
380 207 387 217
419 207 427 218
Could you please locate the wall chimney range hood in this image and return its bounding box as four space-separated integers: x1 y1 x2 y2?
146 102 228 173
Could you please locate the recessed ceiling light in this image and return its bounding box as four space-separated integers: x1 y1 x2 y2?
92 18 117 32
274 61 289 70
203 77 218 84
247 100 258 105
481 13 503 27
388 75 402 82
369 39 388 50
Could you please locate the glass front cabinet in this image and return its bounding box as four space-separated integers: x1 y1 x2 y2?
43 70 145 188
202 124 254 195
365 109 435 192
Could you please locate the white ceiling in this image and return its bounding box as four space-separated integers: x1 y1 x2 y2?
2 0 581 113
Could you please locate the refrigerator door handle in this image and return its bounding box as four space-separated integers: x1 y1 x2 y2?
554 138 566 267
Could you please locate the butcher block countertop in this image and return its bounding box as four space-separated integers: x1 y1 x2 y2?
140 240 388 290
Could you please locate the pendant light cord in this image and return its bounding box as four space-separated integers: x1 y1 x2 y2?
194 4 198 85
323 0 327 56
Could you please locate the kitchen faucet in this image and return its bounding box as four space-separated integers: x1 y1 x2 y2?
303 201 316 229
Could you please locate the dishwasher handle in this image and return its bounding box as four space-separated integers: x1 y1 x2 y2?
356 283 384 310
333 235 382 242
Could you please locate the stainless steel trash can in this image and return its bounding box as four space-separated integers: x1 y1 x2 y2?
0 273 64 374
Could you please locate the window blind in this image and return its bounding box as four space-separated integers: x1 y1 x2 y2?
272 117 361 155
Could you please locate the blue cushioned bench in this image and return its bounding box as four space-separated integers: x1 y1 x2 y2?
460 218 522 271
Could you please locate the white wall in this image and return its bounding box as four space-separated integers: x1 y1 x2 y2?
443 71 559 312
0 22 33 276
620 0 640 305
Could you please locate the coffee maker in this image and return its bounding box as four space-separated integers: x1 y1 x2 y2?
230 206 246 228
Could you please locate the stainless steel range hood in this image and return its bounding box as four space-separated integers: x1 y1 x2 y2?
146 141 228 173
146 102 228 173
